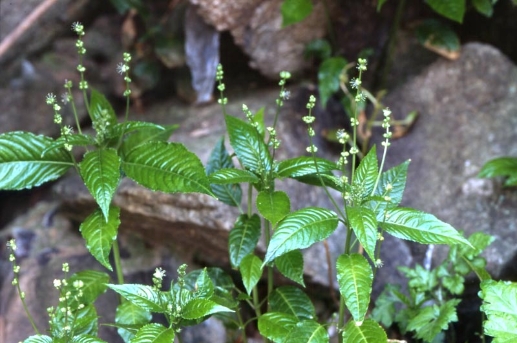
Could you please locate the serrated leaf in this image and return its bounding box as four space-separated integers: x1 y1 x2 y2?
122 141 212 195
264 207 338 265
354 145 378 198
478 157 517 187
342 319 387 343
72 335 108 343
459 232 495 259
281 0 313 27
89 88 118 128
480 279 517 342
337 254 373 323
79 206 120 270
293 173 342 191
70 304 99 336
472 0 494 16
284 319 329 343
116 301 152 343
107 284 166 313
79 148 121 220
416 19 460 58
258 312 298 343
425 0 465 23
225 114 272 173
229 214 261 267
181 298 233 319
0 132 73 190
41 134 96 156
240 254 263 295
407 299 461 342
257 190 290 225
106 121 166 140
371 287 398 327
23 335 53 343
131 323 175 343
269 286 315 320
209 168 260 184
346 206 378 262
277 156 336 178
68 270 110 304
275 250 305 286
380 207 471 246
318 57 347 107
120 125 178 157
371 160 409 215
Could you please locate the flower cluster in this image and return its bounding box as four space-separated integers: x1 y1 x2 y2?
381 108 392 148
118 52 132 97
303 95 318 154
152 267 166 290
216 64 228 106
277 71 291 107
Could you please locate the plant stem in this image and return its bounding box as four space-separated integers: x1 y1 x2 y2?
112 239 125 289
16 282 40 335
264 220 273 311
236 308 249 343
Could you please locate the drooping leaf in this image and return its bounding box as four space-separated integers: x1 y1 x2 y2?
258 312 298 343
225 114 272 173
116 301 152 343
478 157 517 187
79 148 121 221
379 207 471 246
342 319 388 343
480 279 517 342
346 206 378 262
68 270 110 304
425 0 465 23
353 145 378 198
130 323 175 343
107 284 166 313
281 0 313 27
72 335 108 343
318 57 348 108
276 156 336 178
284 319 329 343
209 168 260 184
0 132 73 190
275 249 305 286
269 286 315 320
407 299 461 342
229 214 261 268
416 19 461 59
41 134 96 156
240 254 263 295
23 335 53 343
472 0 494 16
336 254 373 323
89 88 117 128
120 124 178 157
181 299 233 319
264 207 338 265
257 190 290 225
122 141 212 195
79 206 120 270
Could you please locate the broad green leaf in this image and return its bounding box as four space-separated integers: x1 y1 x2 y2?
206 137 242 207
240 254 263 295
23 335 53 343
372 160 409 215
281 0 313 27
106 121 165 140
354 145 378 198
275 249 305 286
258 312 298 343
293 173 342 191
379 207 471 246
318 57 347 107
68 270 110 304
342 319 387 343
459 232 495 259
79 148 121 221
79 206 120 270
346 206 378 262
209 168 260 184
0 132 73 190
284 319 329 343
371 286 398 327
377 0 389 11
122 141 212 195
89 88 117 128
257 190 290 225
480 280 517 342
72 335 108 343
116 301 152 343
416 19 460 57
264 207 338 265
336 254 373 323
107 284 166 313
181 298 233 319
41 134 96 156
407 299 461 342
425 0 465 22
120 124 178 157
478 157 517 187
276 156 336 178
229 214 261 267
70 304 99 336
269 286 315 320
472 0 494 16
131 323 175 343
253 107 266 138
225 114 272 173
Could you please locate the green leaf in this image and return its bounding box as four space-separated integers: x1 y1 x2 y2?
269 286 315 320
264 207 338 265
416 19 461 55
193 268 215 299
336 254 373 323
459 232 495 259
122 141 212 195
379 207 471 246
0 132 73 190
79 148 121 221
229 214 261 268
41 134 96 156
284 319 329 343
120 124 178 157
371 286 398 328
258 312 298 343
107 284 166 313
346 206 378 262
240 254 263 295
354 145 378 198
68 270 110 304
116 301 152 343
131 323 175 343
70 304 99 336
377 0 389 11
225 114 272 173
72 335 108 343
206 137 242 207
209 168 260 184
293 173 343 191
281 0 313 27
478 157 517 187
181 299 233 319
106 121 166 140
342 319 387 343
277 156 336 178
253 107 266 138
23 335 53 343
425 0 465 22
79 206 120 270
275 249 305 286
472 0 494 16
371 160 409 215
318 57 347 107
89 88 117 128
480 279 517 342
407 299 461 342
257 190 290 225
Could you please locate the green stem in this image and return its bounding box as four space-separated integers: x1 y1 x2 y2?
16 281 39 335
264 220 273 311
236 308 249 343
252 286 262 317
176 333 184 343
67 87 82 135
112 239 125 289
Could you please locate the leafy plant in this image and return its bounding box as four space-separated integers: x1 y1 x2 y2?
478 156 517 187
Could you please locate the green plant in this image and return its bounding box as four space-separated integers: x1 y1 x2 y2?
478 156 517 187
